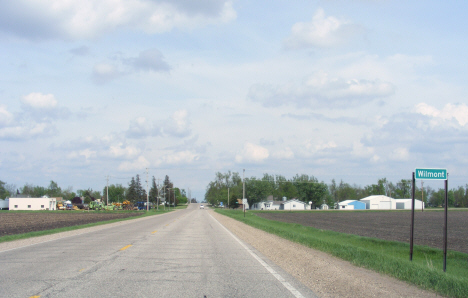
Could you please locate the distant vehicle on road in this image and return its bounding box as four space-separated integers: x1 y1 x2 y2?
200 205 204 209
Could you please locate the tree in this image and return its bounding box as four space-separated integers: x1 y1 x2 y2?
245 177 272 206
163 175 173 205
0 180 10 199
47 180 62 197
135 174 146 201
149 176 159 204
126 177 138 203
292 174 328 208
103 184 126 203
78 188 95 204
394 179 412 198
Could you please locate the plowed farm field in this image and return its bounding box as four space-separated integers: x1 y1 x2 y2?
0 212 143 237
256 210 468 254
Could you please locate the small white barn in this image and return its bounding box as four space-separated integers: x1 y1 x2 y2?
338 200 356 210
281 199 307 211
320 204 329 210
360 195 395 210
9 197 57 211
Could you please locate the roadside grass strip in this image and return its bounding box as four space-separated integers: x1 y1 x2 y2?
0 209 171 244
216 209 468 298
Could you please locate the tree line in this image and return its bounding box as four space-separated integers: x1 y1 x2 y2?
204 172 468 208
0 174 188 206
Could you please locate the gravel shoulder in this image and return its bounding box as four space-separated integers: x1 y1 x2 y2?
211 210 441 298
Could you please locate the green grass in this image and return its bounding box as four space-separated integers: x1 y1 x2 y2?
0 208 172 243
216 209 468 298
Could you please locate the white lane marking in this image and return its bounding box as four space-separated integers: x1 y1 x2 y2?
209 213 305 298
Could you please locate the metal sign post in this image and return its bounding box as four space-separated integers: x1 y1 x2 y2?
412 168 448 272
410 172 415 261
444 178 448 272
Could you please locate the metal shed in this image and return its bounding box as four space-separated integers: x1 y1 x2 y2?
338 200 366 210
9 197 57 211
360 195 395 210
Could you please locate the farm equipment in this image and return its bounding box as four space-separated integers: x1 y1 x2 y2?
112 202 123 210
134 201 151 210
89 201 103 210
102 204 117 211
122 200 133 210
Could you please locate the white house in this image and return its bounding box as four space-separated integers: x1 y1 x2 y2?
360 195 395 210
281 199 307 211
251 201 269 210
251 200 285 210
9 197 57 211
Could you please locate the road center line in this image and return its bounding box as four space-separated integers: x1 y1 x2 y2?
151 230 158 234
209 213 305 298
119 244 132 251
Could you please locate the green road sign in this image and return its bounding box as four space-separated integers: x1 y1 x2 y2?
415 168 447 180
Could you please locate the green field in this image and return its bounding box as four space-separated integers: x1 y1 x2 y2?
216 209 468 298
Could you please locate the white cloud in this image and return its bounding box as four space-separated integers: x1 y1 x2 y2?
130 48 170 72
390 147 409 161
125 110 191 139
272 147 294 160
126 117 161 139
109 143 140 158
21 93 58 109
156 150 199 165
352 141 378 161
163 110 192 137
284 8 363 49
0 0 236 40
0 106 13 127
415 103 468 126
249 71 395 108
118 155 150 171
235 143 269 163
0 123 54 140
92 63 122 84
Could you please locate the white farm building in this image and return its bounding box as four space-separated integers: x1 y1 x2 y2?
9 197 57 211
360 195 424 210
282 199 309 210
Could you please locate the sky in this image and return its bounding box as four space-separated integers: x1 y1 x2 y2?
1 0 468 201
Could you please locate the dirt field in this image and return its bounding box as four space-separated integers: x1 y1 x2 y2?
256 210 468 254
0 212 143 237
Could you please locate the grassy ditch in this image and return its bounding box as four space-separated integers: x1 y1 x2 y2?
216 209 468 298
0 209 171 244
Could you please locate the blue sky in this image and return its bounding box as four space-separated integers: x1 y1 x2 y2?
1 0 467 200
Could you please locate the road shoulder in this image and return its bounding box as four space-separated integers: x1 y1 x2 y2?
210 210 441 298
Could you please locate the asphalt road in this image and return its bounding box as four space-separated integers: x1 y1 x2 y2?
0 204 316 298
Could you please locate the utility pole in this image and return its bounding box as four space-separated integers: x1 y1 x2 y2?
106 175 109 206
146 168 149 212
243 169 245 217
228 187 230 209
156 178 162 211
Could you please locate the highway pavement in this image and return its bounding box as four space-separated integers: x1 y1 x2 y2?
0 204 317 297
